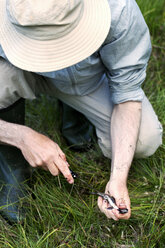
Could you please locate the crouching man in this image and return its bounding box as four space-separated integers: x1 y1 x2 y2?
0 0 162 223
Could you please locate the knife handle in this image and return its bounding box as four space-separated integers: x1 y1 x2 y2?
69 169 77 179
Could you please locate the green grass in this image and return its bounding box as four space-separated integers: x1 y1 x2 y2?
0 1 165 247
137 0 165 36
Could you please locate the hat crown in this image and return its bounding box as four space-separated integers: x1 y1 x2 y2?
7 0 83 26
6 0 84 40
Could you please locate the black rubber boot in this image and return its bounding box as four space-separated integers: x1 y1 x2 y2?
61 102 95 151
0 99 31 224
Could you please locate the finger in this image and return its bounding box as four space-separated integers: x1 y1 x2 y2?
105 208 119 221
103 200 119 221
102 199 108 210
97 197 118 221
57 149 70 167
115 207 131 220
97 196 104 212
97 197 108 213
57 146 67 162
115 209 131 220
55 156 74 184
47 162 59 176
62 158 70 167
115 198 131 219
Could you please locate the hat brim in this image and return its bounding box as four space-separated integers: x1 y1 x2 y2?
0 0 111 72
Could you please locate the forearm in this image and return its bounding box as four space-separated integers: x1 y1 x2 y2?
110 101 142 184
0 119 26 147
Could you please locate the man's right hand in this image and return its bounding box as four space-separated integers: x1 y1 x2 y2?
18 126 74 184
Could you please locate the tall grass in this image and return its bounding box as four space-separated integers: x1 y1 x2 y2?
0 1 164 247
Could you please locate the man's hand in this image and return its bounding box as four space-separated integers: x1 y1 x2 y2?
18 126 74 184
97 180 131 221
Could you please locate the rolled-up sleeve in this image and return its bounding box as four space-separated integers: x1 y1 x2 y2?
100 0 152 104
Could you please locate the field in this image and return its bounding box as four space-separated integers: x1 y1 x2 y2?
0 0 165 247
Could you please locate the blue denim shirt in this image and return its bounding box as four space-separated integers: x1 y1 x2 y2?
0 0 151 104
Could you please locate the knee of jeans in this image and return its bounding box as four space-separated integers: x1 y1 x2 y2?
135 122 163 158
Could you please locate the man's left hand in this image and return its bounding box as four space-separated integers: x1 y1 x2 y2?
97 180 131 221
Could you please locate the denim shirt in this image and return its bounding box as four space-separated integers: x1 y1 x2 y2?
0 0 151 104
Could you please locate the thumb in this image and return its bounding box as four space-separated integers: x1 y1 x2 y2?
116 198 127 209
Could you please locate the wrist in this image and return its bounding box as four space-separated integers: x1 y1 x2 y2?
110 160 130 184
109 172 128 187
16 125 33 149
110 177 127 186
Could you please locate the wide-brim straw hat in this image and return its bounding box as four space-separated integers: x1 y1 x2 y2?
0 0 111 72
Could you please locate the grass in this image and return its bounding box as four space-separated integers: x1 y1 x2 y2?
0 1 165 247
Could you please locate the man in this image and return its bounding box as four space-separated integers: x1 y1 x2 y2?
0 0 163 223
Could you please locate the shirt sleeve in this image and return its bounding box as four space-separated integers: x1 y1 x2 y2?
100 0 152 104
